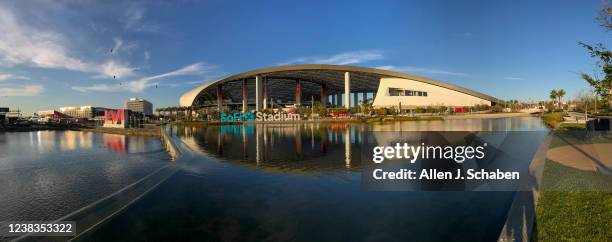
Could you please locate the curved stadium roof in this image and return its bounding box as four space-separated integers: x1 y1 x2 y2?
180 64 502 107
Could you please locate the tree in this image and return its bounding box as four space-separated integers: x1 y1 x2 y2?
580 42 612 111
596 0 612 31
550 89 558 107
577 1 612 112
557 89 566 109
360 98 373 114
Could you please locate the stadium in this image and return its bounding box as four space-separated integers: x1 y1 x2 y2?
180 64 501 113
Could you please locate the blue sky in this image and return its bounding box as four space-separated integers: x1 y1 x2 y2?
0 0 610 114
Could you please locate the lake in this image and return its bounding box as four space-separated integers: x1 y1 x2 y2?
0 117 548 241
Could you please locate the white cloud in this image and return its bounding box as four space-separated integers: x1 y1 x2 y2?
0 84 44 96
278 50 384 65
375 65 468 77
71 80 153 93
375 66 396 71
505 77 523 80
138 62 208 82
0 73 29 81
72 62 212 93
0 5 136 78
186 70 228 85
125 3 144 30
99 61 138 79
124 3 160 32
111 37 137 56
112 38 123 53
144 51 151 61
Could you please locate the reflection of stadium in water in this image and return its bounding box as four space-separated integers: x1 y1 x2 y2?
83 117 548 241
171 117 549 173
173 123 365 171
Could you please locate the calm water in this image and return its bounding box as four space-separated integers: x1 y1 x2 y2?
0 131 169 222
79 117 548 242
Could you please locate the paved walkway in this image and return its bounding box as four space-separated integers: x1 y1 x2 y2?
546 143 612 172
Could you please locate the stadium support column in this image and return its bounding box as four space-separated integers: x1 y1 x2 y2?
345 126 351 168
353 93 359 107
336 94 342 107
255 76 262 111
263 77 268 109
362 93 367 103
242 79 248 112
320 83 327 107
344 72 350 109
216 84 222 112
295 79 301 106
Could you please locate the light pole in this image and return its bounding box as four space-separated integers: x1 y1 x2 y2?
585 101 588 122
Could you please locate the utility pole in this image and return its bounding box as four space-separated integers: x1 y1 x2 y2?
585 101 588 122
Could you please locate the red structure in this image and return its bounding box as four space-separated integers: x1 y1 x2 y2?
104 109 128 128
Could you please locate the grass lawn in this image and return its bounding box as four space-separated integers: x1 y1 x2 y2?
548 123 612 149
536 190 612 241
536 127 612 241
534 144 612 241
556 123 586 131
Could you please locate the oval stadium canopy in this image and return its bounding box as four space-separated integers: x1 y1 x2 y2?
180 64 502 108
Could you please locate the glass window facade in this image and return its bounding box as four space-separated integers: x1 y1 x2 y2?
389 88 427 97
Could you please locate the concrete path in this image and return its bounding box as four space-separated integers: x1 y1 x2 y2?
546 143 612 172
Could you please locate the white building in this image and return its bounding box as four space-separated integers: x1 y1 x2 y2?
125 98 153 116
180 64 500 112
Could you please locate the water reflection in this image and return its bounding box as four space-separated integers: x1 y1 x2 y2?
86 117 548 242
0 131 168 222
104 133 127 154
173 123 365 171
172 117 548 173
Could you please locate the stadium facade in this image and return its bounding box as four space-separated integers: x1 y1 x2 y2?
180 64 501 112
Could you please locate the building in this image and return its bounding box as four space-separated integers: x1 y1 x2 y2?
5 110 22 124
59 106 106 119
103 109 145 128
37 110 71 121
179 64 501 113
0 107 9 124
125 98 153 116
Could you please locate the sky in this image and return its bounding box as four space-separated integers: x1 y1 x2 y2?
0 0 610 114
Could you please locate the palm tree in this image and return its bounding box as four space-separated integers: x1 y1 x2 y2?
360 98 373 114
557 89 566 109
550 89 558 109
